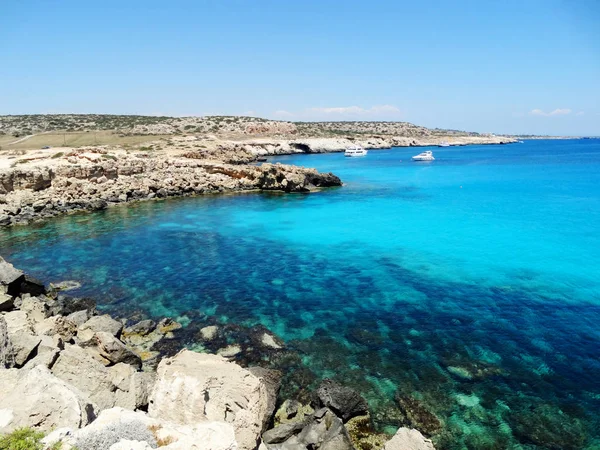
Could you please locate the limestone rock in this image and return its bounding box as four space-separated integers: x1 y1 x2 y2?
0 256 24 297
0 365 95 433
149 349 278 450
85 331 142 369
200 325 218 341
125 319 156 336
80 314 124 338
315 379 369 422
0 292 14 312
0 315 14 368
62 407 237 450
383 427 436 450
35 315 78 341
67 309 91 326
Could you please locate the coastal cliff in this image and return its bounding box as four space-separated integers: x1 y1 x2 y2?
0 256 435 450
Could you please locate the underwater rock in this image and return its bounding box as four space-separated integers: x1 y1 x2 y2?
50 280 82 292
47 294 97 317
315 379 369 422
200 325 219 341
395 395 442 437
508 404 587 450
345 415 389 450
125 319 156 336
218 344 242 358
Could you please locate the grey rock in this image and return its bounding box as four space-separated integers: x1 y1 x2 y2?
80 314 124 338
0 256 24 295
249 366 282 431
125 319 156 336
67 309 91 326
35 315 78 342
47 294 97 317
315 379 369 422
10 331 41 366
88 331 142 369
0 315 15 368
263 421 307 444
20 295 49 323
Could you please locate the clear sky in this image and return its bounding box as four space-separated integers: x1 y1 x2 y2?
1 0 599 135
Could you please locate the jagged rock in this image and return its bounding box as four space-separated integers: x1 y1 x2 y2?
20 295 49 323
85 331 142 369
0 365 96 433
67 309 91 326
47 294 97 317
0 315 15 368
51 344 148 411
35 315 78 342
275 400 314 426
80 314 124 338
125 319 156 336
18 274 47 296
263 408 353 450
315 379 369 422
23 334 62 369
0 292 14 311
383 427 435 450
0 256 24 297
149 349 279 450
262 421 307 444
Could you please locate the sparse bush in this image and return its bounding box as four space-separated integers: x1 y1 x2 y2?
101 154 117 160
51 152 64 159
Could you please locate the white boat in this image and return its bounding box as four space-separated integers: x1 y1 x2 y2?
438 141 450 147
345 145 368 157
412 150 435 161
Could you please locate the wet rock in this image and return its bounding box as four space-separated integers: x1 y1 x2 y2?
80 314 124 338
262 420 307 444
47 294 97 317
315 379 369 422
50 280 82 292
0 365 96 433
218 344 242 358
149 349 277 450
383 427 435 450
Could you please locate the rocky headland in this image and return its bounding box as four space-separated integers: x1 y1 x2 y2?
0 256 436 450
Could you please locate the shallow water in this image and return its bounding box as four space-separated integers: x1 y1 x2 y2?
1 140 600 449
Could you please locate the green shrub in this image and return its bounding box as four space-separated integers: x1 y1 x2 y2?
101 154 117 160
0 428 45 450
51 152 64 159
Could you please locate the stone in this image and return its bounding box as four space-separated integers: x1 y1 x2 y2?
149 349 277 450
315 379 369 422
19 274 47 296
80 314 124 338
0 315 15 368
218 344 242 358
51 280 82 292
200 325 218 341
61 407 237 450
35 315 78 342
20 295 49 323
0 365 96 433
67 309 91 326
125 319 156 336
10 331 41 366
383 427 436 450
110 363 156 411
0 256 25 296
261 332 283 349
23 334 62 369
46 294 97 317
0 292 14 312
262 421 307 444
86 331 142 369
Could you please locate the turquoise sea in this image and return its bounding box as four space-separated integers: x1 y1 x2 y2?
1 140 599 449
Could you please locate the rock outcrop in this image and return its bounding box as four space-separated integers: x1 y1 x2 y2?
0 365 96 433
149 349 280 450
383 427 436 450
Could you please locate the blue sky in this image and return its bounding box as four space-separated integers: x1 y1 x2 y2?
1 0 598 135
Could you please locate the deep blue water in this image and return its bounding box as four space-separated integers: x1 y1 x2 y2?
1 140 600 449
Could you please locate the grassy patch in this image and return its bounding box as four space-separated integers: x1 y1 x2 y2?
0 427 45 450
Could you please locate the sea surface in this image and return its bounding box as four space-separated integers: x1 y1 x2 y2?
1 140 600 449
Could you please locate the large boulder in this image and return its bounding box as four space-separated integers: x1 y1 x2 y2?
80 314 124 338
83 331 142 369
0 365 95 433
2 310 40 366
315 379 369 422
149 349 279 450
383 427 436 450
0 257 24 298
51 344 150 411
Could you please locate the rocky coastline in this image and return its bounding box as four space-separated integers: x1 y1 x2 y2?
0 256 436 450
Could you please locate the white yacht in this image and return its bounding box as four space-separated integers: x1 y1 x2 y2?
438 141 450 147
412 150 435 161
345 145 368 157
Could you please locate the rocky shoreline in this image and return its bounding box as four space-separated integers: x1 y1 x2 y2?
0 256 436 450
